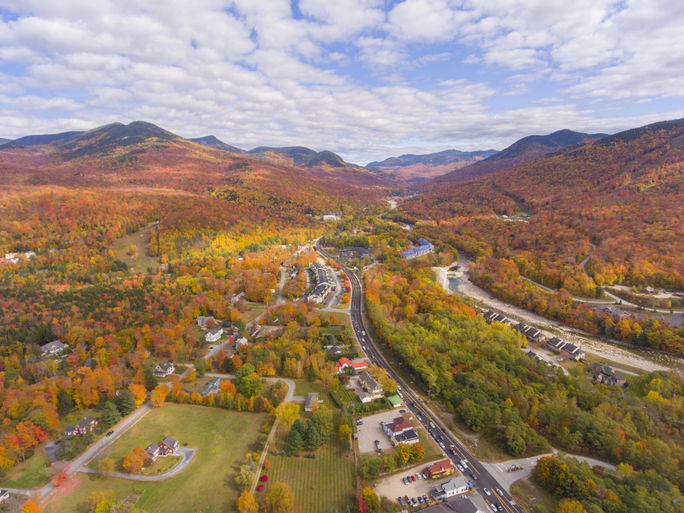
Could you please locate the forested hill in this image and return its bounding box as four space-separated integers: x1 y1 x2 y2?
366 148 497 181
432 129 605 185
0 121 391 214
401 117 684 353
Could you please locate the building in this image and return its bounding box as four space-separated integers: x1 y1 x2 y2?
235 336 249 348
387 394 403 408
336 357 368 374
200 377 221 396
381 416 413 437
422 497 483 513
426 458 455 479
204 327 223 343
322 213 341 221
326 345 343 358
304 393 319 412
392 429 419 445
40 340 69 358
196 315 216 329
430 476 469 500
146 443 160 462
401 238 434 260
591 363 627 386
307 262 336 303
154 360 175 377
358 371 383 395
159 436 179 455
65 416 98 438
560 343 584 361
230 291 245 304
547 337 566 353
526 327 544 342
0 490 9 503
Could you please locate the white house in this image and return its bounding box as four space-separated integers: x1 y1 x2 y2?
154 360 175 377
205 327 223 343
235 337 249 348
40 340 69 358
431 476 469 500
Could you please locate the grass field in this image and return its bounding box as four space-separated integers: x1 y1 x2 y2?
111 223 159 274
293 381 336 409
45 404 266 513
511 477 556 513
0 449 53 489
269 427 355 513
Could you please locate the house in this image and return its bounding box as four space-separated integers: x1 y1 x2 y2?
159 436 179 455
221 319 233 329
426 458 455 479
40 340 69 358
326 345 343 358
196 315 216 329
336 357 368 374
591 364 627 386
65 416 98 438
422 497 482 513
401 238 434 260
392 429 419 445
526 351 548 365
387 394 403 408
526 327 544 342
146 443 160 462
204 327 223 343
381 416 414 437
358 371 383 396
430 475 469 500
235 337 249 348
154 360 175 377
322 213 341 221
547 337 566 353
304 393 319 412
560 343 584 361
200 377 221 396
230 291 245 304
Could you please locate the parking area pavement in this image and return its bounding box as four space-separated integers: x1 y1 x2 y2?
356 410 411 454
372 461 448 507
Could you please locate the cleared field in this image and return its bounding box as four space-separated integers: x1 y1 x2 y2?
45 404 266 513
0 449 52 489
511 477 556 513
269 428 355 513
111 223 159 273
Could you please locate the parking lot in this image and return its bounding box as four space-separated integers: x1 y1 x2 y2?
356 410 412 454
373 461 443 507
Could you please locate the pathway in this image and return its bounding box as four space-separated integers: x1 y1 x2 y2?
249 419 279 494
78 447 196 481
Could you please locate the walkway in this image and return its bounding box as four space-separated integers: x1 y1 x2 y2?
78 447 196 481
249 419 279 494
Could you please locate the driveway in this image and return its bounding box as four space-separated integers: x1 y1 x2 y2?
78 447 196 481
356 410 409 454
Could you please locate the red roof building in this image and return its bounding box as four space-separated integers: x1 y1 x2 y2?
427 458 455 479
336 357 369 373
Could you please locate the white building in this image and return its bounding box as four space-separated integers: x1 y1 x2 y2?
205 327 223 343
40 340 69 358
431 476 469 501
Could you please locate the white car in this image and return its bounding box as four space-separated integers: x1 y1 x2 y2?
483 488 491 496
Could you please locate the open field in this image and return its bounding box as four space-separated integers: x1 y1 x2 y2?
269 427 355 513
0 448 52 489
111 223 159 273
510 477 556 513
45 404 266 513
293 381 336 408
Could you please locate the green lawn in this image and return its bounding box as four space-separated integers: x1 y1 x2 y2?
110 224 159 273
293 381 337 409
0 449 53 489
45 404 266 513
269 428 355 513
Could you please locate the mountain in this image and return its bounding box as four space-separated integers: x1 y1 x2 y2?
0 138 10 144
189 135 245 154
0 130 83 149
367 149 497 181
433 129 606 185
0 121 392 212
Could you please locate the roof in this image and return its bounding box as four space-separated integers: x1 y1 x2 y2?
394 429 419 443
387 394 402 406
305 393 319 410
385 416 413 434
161 436 178 447
40 340 67 352
429 458 454 474
146 443 159 453
422 497 480 513
157 360 174 371
358 370 381 390
207 327 223 335
562 342 580 354
442 475 468 493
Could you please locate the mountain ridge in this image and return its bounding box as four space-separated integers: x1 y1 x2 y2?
367 148 497 181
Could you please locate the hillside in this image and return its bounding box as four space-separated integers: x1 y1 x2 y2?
367 148 497 181
0 121 391 216
433 129 606 185
190 135 245 154
402 118 684 353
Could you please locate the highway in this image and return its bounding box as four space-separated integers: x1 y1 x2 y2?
315 239 524 513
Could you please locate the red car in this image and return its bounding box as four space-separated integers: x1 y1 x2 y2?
411 475 416 482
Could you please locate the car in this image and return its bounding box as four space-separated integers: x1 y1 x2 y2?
456 464 464 472
470 473 477 480
429 421 436 429
106 430 114 436
450 445 457 455
492 504 501 512
411 498 417 506
483 488 491 496
411 475 416 482
415 473 421 480
423 494 429 503
397 497 404 506
422 472 428 479
496 488 504 496
439 442 445 449
402 477 407 485
418 496 424 504
399 409 406 413
404 496 410 505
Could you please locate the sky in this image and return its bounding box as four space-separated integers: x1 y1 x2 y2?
0 0 683 164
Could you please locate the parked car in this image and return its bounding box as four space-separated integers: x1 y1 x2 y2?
423 494 429 503
411 498 417 506
422 472 428 479
456 464 464 472
397 497 404 506
106 430 114 437
404 496 410 505
484 488 491 496
415 473 421 480
402 477 407 485
418 496 424 504
411 475 416 482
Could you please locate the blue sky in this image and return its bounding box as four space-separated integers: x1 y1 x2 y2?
0 0 683 164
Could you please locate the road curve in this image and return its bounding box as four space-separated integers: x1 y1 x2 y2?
315 239 524 513
78 447 196 481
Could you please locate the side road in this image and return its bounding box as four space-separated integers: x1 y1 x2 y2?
78 447 196 481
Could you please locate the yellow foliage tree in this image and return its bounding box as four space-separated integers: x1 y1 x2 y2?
236 490 259 513
265 481 294 513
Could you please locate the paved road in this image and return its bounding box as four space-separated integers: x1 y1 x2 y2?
315 240 522 513
78 447 196 481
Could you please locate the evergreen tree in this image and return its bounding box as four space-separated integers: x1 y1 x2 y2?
115 389 137 416
143 365 158 391
286 427 303 455
57 389 74 416
101 401 121 428
303 420 323 451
